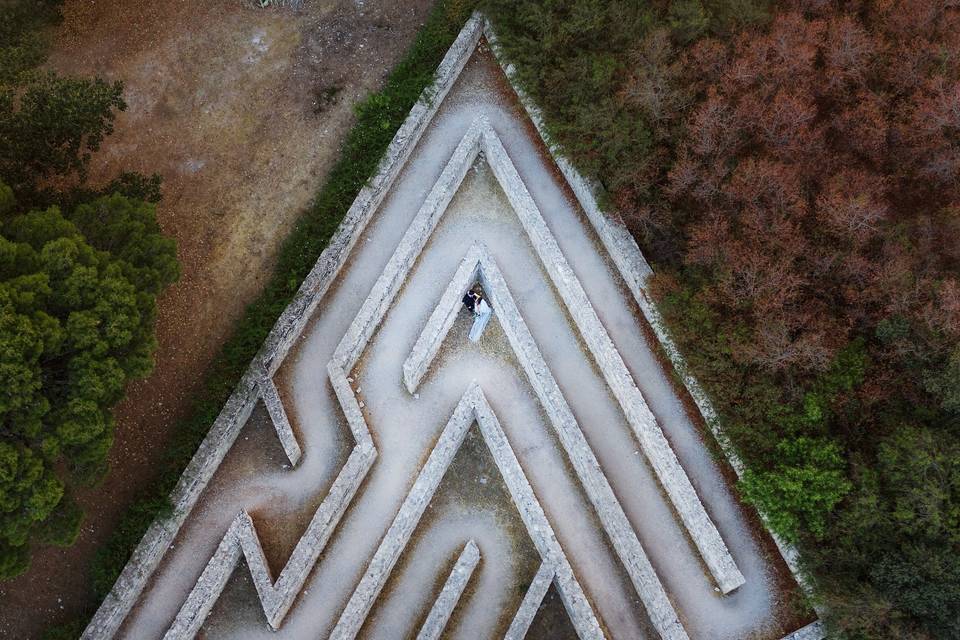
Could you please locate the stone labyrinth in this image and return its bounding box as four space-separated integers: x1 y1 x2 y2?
83 15 824 640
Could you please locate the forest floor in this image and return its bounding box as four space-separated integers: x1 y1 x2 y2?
0 0 432 636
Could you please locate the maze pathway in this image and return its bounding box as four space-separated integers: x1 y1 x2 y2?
84 13 824 640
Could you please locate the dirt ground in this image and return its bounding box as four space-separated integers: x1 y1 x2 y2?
0 0 433 636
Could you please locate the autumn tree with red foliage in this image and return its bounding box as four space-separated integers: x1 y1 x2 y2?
646 2 960 637
488 0 958 636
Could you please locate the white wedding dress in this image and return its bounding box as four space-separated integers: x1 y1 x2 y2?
468 299 492 342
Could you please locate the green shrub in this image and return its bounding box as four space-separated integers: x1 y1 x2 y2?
0 0 63 84
0 73 125 204
740 437 852 542
668 0 710 44
0 187 177 578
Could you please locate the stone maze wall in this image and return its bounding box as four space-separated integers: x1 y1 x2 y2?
83 13 825 640
332 385 604 640
415 539 480 640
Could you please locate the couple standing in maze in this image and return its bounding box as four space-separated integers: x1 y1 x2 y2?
462 287 492 342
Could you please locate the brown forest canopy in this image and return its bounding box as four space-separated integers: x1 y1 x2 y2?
486 0 960 638
656 5 960 635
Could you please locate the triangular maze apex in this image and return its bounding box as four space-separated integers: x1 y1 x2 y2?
386 115 741 596
330 384 605 640
401 243 686 640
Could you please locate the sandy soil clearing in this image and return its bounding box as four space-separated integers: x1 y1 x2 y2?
0 0 432 636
